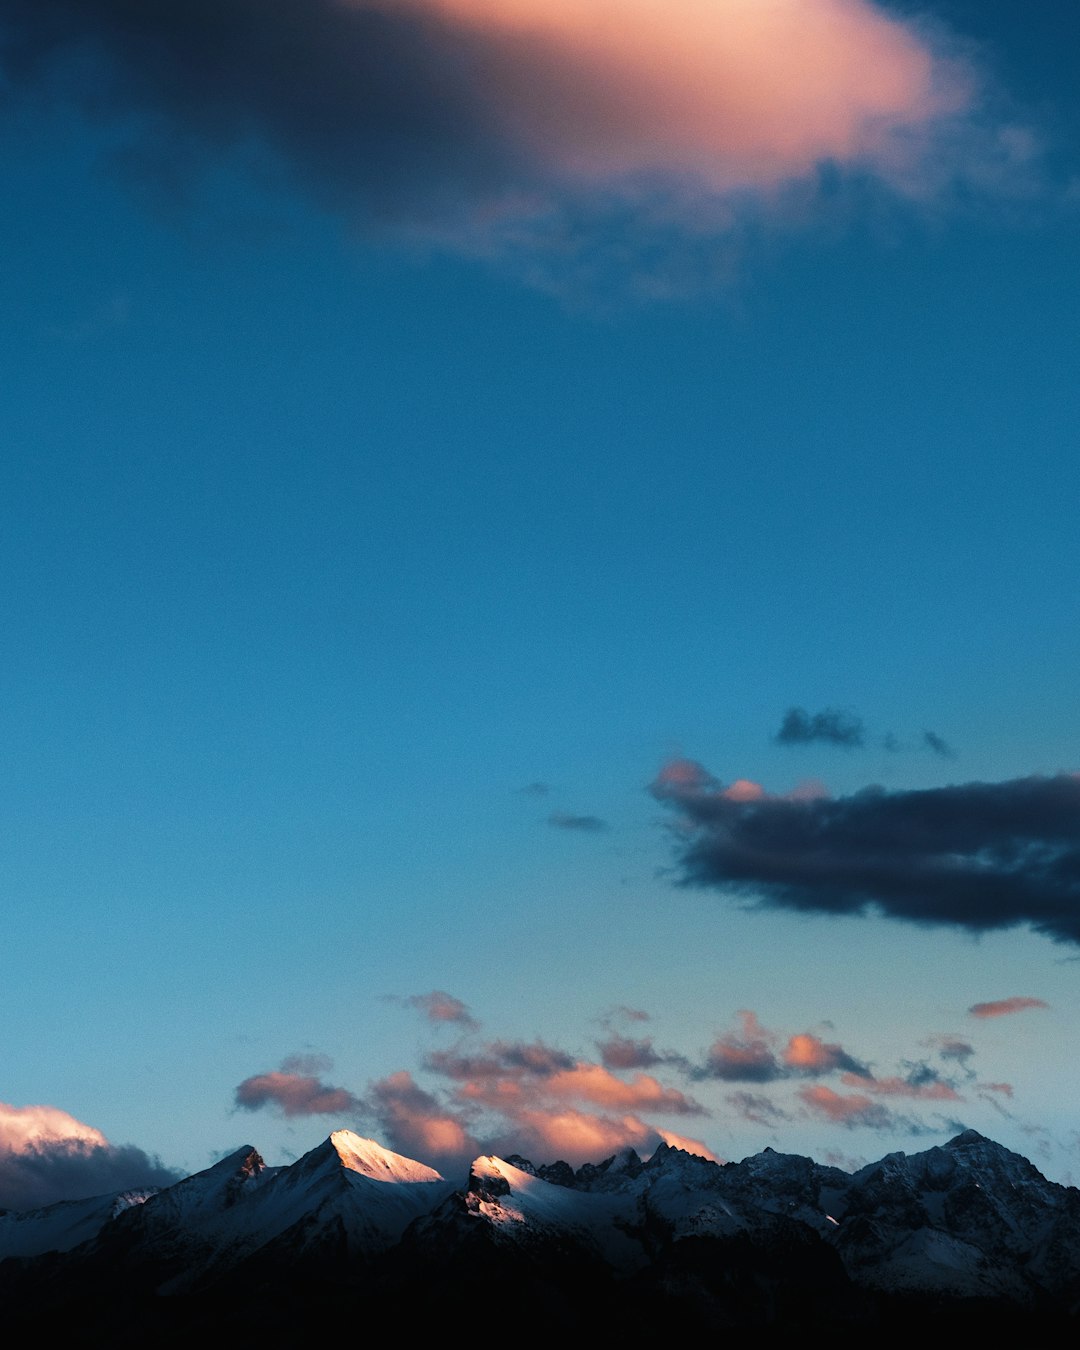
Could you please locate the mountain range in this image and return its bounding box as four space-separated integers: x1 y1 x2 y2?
3 1128 1079 1338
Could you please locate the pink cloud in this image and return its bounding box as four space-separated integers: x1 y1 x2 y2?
838 1072 961 1102
969 997 1049 1019
543 1064 704 1115
798 1085 896 1130
418 0 968 196
406 990 479 1028
782 1032 862 1075
598 1034 663 1070
367 1071 479 1165
234 1068 361 1118
979 1082 1014 1098
703 1011 781 1082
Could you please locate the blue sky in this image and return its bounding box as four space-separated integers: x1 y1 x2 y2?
1 0 1079 1200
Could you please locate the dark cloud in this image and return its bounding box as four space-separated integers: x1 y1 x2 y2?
924 1034 976 1072
0 0 523 226
404 990 479 1029
548 812 609 833
652 766 1080 946
234 1061 361 1117
969 996 1049 1019
774 707 864 748
924 730 957 759
604 1005 651 1024
697 1012 782 1083
0 1140 179 1212
694 1014 868 1085
727 1091 791 1128
597 1034 664 1071
426 1039 576 1082
597 1034 691 1076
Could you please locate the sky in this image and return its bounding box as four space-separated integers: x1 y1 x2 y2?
1 0 1079 1208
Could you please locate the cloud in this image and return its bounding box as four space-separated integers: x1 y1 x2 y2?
409 1032 710 1166
979 1082 1014 1098
925 1034 976 1068
924 730 957 759
405 990 480 1029
365 1071 479 1166
548 812 609 833
969 996 1050 1019
603 1005 651 1024
0 0 992 272
0 1102 179 1211
652 766 1080 946
698 1013 867 1084
837 1070 961 1102
542 1064 703 1116
782 1033 868 1077
727 1091 792 1128
700 1011 782 1082
426 1039 576 1082
516 782 551 797
597 1033 689 1074
234 1059 362 1117
798 1084 900 1131
775 707 865 748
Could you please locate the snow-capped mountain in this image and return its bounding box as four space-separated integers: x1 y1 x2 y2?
3 1129 1079 1334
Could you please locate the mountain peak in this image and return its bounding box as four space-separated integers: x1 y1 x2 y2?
326 1131 445 1184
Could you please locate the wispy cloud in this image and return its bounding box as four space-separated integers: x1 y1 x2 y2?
727 1091 792 1128
597 1033 691 1075
925 1034 976 1069
404 991 480 1029
548 812 609 833
652 764 1080 946
924 729 957 759
775 707 864 748
969 996 1050 1019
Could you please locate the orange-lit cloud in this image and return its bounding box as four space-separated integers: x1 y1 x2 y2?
544 1064 703 1115
783 1032 864 1075
505 1107 719 1165
703 1014 865 1082
703 1010 781 1082
969 997 1049 1019
367 1071 479 1164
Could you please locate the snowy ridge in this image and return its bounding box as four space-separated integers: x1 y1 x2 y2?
3 1129 1080 1321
